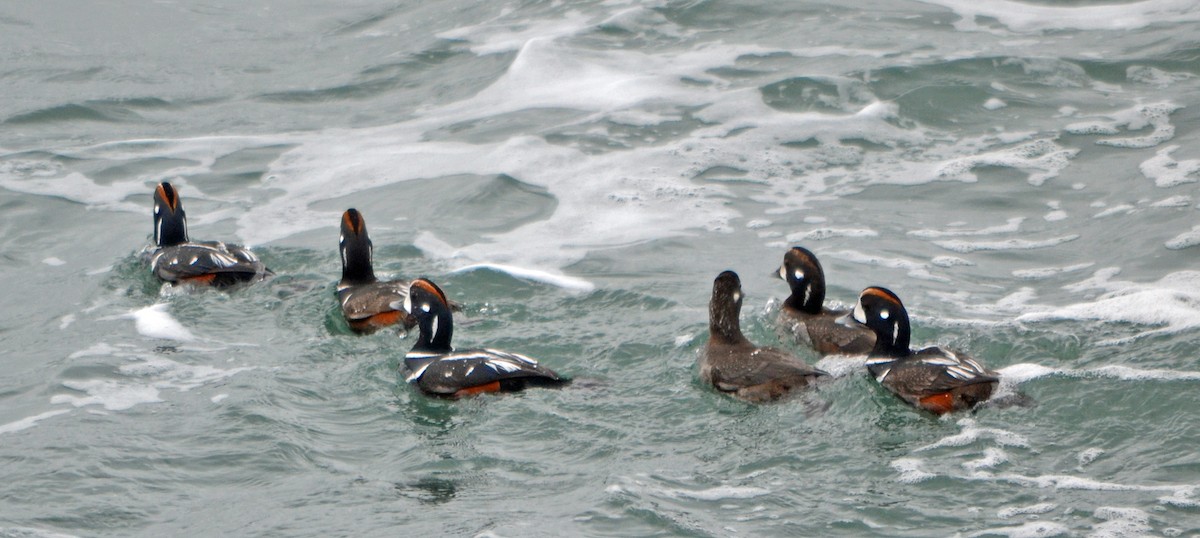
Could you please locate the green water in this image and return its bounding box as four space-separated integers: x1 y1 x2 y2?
2 1 1200 536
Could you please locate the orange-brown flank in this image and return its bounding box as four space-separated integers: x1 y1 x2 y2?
453 381 502 398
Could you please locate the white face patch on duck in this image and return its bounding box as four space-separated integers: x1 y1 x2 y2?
853 301 866 324
429 314 439 341
778 265 788 280
802 284 812 306
794 269 804 281
732 291 741 304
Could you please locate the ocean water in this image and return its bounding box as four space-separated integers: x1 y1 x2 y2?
2 0 1199 536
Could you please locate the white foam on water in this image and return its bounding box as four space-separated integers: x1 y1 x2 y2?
0 409 72 435
608 475 771 502
918 0 1200 33
1012 263 1094 280
998 503 1058 519
1043 210 1067 222
0 162 147 214
968 521 1070 538
931 256 974 268
1150 195 1192 208
984 98 1008 110
933 234 1079 254
917 418 1031 451
786 227 878 242
437 9 597 55
240 35 939 269
813 354 867 378
58 313 75 330
1066 102 1181 149
1077 448 1104 468
211 393 229 403
1165 225 1200 250
126 303 195 342
52 379 162 411
41 257 65 266
998 362 1200 383
665 485 771 502
68 342 138 359
876 137 1076 188
450 263 595 292
1127 65 1196 88
1091 204 1135 219
1016 270 1200 339
992 472 1196 496
909 217 1025 239
825 249 947 282
118 356 254 391
890 458 936 484
0 527 82 538
51 356 253 411
1089 507 1152 538
963 447 1010 472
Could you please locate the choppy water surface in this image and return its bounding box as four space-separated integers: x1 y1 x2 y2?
2 1 1200 536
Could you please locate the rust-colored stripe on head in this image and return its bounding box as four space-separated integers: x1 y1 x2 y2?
789 246 818 266
410 278 449 307
342 208 365 235
156 182 180 211
861 286 902 305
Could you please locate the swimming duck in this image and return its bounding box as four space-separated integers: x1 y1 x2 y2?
148 182 269 287
337 208 413 333
699 271 828 403
776 246 875 355
401 278 567 398
846 286 999 415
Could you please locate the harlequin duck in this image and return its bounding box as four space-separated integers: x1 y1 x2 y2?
147 182 270 287
337 208 414 333
401 278 567 398
846 286 999 415
698 271 828 403
776 246 875 355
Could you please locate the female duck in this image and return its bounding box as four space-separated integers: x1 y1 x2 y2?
337 208 413 333
402 278 567 398
699 271 827 403
147 182 269 287
847 286 998 414
776 246 874 355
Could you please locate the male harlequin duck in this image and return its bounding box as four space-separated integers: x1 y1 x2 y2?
776 246 875 355
337 208 414 333
698 271 828 403
147 182 270 287
401 278 567 398
846 286 999 415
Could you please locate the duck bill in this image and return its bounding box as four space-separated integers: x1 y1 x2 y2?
770 265 786 280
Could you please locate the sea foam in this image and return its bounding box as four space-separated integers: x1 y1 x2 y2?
127 303 195 341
